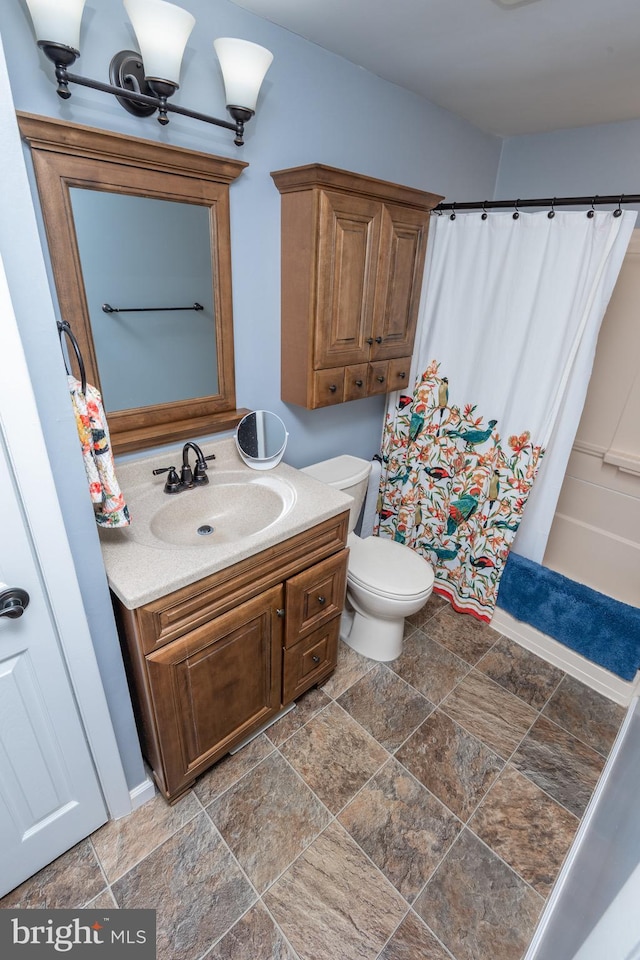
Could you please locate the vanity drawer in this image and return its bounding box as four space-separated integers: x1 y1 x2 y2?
284 549 348 647
282 618 340 703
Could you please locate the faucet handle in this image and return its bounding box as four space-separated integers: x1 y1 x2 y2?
152 465 181 494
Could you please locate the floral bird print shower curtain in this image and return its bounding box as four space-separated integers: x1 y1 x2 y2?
376 210 635 620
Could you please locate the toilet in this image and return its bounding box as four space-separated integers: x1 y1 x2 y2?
301 456 434 662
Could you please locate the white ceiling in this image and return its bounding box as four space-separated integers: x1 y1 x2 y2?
229 0 640 137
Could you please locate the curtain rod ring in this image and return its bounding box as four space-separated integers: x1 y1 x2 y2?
614 195 624 218
450 202 456 221
513 198 520 220
548 197 556 219
481 201 488 221
587 196 597 219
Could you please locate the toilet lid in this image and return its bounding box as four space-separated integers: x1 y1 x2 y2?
348 534 434 600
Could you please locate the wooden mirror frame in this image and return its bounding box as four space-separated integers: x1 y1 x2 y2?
18 112 249 453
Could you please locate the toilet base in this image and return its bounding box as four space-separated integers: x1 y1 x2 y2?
339 601 405 662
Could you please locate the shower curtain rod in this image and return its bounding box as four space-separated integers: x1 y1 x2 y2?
434 193 640 213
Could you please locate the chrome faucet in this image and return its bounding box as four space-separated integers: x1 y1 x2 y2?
152 442 216 494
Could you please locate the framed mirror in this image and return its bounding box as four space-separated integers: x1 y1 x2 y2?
18 112 249 453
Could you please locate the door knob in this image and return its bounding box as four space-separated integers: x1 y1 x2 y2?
0 587 30 619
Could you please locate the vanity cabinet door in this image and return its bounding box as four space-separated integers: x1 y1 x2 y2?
145 586 283 799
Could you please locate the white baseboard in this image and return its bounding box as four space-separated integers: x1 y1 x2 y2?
127 775 156 813
491 608 640 706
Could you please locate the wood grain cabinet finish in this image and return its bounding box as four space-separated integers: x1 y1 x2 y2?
113 514 349 801
271 164 443 409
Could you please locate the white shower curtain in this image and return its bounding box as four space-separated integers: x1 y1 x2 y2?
376 209 635 620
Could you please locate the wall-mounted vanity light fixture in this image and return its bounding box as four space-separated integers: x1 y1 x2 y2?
24 0 273 146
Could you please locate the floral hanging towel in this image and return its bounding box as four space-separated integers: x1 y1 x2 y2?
68 376 131 527
377 361 542 620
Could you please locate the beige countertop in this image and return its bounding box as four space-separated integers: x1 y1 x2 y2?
99 438 352 610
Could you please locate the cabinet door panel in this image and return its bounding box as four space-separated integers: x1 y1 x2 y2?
146 585 283 796
372 204 430 360
312 367 345 407
315 191 381 368
367 360 390 396
387 356 412 393
344 363 369 402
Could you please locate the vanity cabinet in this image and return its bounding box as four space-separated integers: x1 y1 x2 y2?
271 164 443 409
113 513 349 802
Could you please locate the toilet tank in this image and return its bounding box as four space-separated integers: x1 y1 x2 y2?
301 456 371 533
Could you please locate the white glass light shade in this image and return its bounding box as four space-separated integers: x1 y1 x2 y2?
213 38 273 112
25 0 86 50
123 0 195 85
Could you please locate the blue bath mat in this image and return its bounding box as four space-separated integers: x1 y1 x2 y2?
496 553 640 681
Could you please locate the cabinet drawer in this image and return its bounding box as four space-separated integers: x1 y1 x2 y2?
387 356 411 392
284 549 348 647
313 367 345 406
344 363 369 402
282 618 340 703
367 360 389 396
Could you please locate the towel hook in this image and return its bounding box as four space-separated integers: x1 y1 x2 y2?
547 197 556 219
57 320 87 394
512 198 520 220
614 195 624 218
481 201 488 221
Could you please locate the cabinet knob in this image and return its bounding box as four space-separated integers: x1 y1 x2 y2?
398 371 406 379
377 375 385 383
276 608 285 618
317 595 326 604
355 379 363 387
375 336 383 344
312 654 320 664
329 384 337 393
366 337 374 345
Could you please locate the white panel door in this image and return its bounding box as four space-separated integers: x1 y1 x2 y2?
0 429 108 897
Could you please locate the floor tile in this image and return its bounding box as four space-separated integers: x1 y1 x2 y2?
406 593 448 630
85 888 118 909
469 764 579 896
379 911 453 960
111 812 255 960
396 710 503 821
193 734 274 806
389 630 470 704
320 640 376 699
338 758 461 902
511 715 606 817
206 751 331 893
207 901 298 960
0 839 104 908
543 674 625 756
281 701 389 814
337 663 434 752
91 790 201 883
414 829 543 960
264 821 407 960
477 635 565 709
266 687 332 747
441 669 538 758
425 606 499 664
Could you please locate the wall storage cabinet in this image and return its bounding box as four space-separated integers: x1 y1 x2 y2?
113 513 349 802
271 164 443 409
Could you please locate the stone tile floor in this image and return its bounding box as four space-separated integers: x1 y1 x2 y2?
1 597 626 960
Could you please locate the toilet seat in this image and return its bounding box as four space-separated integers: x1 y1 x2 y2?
347 533 434 601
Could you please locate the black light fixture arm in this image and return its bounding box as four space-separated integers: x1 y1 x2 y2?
39 41 248 146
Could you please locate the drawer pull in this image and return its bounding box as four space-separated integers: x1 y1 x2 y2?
312 654 320 663
366 337 374 345
355 379 363 387
317 595 326 604
377 375 385 383
276 608 285 618
329 384 337 393
375 336 383 344
398 371 406 379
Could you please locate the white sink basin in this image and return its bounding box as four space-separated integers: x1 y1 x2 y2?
132 471 297 549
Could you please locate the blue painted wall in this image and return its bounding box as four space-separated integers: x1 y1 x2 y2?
0 0 501 788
